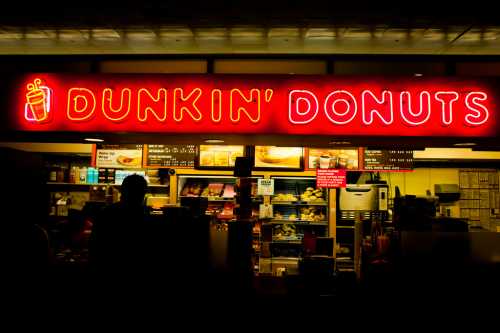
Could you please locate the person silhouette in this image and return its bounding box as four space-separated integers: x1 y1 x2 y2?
89 174 150 289
0 148 52 300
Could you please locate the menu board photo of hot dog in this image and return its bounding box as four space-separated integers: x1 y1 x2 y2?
254 146 303 170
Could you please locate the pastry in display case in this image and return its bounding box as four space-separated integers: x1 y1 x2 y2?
299 207 326 222
272 193 298 202
300 187 326 203
181 182 204 197
273 224 300 241
216 202 235 220
222 184 236 198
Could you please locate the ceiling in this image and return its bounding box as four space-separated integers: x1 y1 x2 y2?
2 26 500 55
2 1 500 150
2 1 500 55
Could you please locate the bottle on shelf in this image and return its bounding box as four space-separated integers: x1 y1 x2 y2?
87 167 97 184
56 166 66 183
79 166 88 184
49 167 58 182
69 166 77 183
93 168 99 184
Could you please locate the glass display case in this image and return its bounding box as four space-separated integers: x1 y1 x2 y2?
177 174 264 274
177 175 263 220
259 176 329 276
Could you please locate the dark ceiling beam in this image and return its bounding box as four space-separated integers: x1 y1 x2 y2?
0 1 495 28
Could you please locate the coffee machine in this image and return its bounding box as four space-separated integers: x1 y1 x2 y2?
336 183 389 274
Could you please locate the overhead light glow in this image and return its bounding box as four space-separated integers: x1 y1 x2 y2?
329 140 351 145
204 139 225 143
453 142 476 146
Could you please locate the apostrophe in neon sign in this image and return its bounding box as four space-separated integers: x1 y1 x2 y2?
25 78 52 123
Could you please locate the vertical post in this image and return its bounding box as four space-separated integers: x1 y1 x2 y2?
328 188 337 259
169 172 177 205
236 177 253 220
227 157 254 294
354 211 363 280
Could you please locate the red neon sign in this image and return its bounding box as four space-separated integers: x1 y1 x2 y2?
24 78 52 123
11 74 499 137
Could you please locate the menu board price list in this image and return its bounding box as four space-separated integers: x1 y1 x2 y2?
146 144 196 168
364 150 413 171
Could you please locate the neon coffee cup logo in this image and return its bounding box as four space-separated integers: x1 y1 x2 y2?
25 78 52 123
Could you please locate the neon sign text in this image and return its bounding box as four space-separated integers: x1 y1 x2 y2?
66 87 272 124
289 89 489 127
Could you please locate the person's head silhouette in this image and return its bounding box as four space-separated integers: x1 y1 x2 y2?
120 174 148 207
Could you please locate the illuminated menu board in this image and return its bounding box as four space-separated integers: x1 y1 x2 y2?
95 144 143 169
306 148 359 170
145 145 196 168
198 145 245 168
254 146 303 170
364 150 413 171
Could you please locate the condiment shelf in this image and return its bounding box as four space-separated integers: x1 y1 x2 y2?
179 196 263 202
47 182 168 187
47 182 96 186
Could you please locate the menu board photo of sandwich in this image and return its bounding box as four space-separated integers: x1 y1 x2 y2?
95 144 143 169
254 146 303 170
198 145 245 169
306 148 359 170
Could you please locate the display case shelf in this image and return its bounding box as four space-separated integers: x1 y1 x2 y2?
271 240 303 244
179 195 263 202
180 196 234 201
268 220 328 225
271 201 327 206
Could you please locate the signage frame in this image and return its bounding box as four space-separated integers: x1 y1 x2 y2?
8 73 499 139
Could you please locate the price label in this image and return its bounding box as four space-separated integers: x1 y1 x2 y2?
316 169 347 188
257 179 275 196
